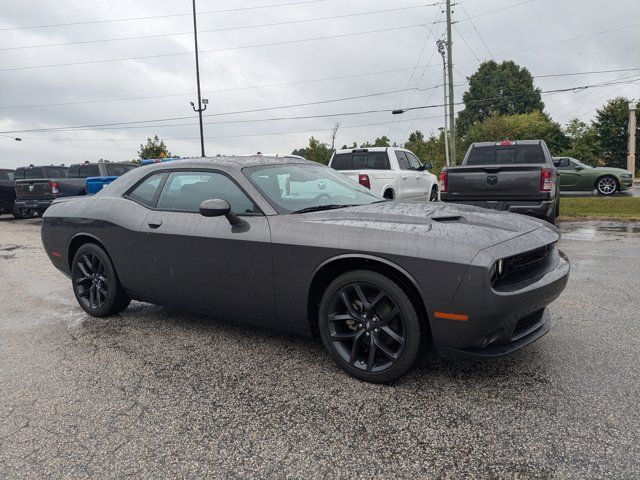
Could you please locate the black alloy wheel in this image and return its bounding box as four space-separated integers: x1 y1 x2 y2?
72 243 130 317
429 186 439 202
318 270 423 383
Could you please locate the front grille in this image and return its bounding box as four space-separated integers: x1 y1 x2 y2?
512 309 544 340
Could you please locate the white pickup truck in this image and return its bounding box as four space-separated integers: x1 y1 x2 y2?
329 147 439 201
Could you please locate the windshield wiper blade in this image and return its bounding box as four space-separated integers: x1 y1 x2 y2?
291 204 355 214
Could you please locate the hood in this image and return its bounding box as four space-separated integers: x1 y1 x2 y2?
592 167 632 175
295 201 551 260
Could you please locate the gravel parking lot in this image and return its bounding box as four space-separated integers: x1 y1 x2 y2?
1 217 639 478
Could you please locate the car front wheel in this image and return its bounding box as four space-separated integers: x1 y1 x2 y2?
596 176 618 195
429 186 439 202
71 243 130 317
318 270 423 383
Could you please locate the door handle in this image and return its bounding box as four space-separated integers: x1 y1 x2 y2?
402 176 408 180
147 219 163 229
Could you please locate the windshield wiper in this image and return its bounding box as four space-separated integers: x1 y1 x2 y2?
291 204 356 214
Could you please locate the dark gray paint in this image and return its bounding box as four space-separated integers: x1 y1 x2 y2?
41 156 570 356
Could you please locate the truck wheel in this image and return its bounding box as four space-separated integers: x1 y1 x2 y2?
544 202 558 225
12 204 34 219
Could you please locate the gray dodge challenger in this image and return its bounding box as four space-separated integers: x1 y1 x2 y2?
41 156 570 383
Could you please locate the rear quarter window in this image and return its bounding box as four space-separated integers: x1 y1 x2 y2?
331 152 390 170
466 145 545 165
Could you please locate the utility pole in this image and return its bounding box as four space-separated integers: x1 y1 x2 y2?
191 0 207 157
628 102 637 177
445 0 456 164
436 40 450 166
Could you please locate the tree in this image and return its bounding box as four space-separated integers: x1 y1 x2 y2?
292 136 332 164
404 130 448 173
457 60 544 136
329 122 341 150
560 118 600 165
360 136 390 148
138 135 172 160
464 111 569 154
593 97 639 169
341 142 357 149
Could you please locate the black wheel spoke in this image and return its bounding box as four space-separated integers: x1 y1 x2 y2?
353 284 369 309
77 262 91 279
89 285 97 309
339 290 360 318
381 325 404 345
368 291 387 312
349 330 365 364
328 313 354 323
380 306 400 325
374 337 400 360
330 330 360 340
366 337 377 371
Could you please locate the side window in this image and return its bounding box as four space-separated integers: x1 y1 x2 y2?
68 165 80 177
14 168 25 180
79 164 101 178
395 151 410 170
405 152 422 170
105 164 131 177
127 173 166 207
157 171 259 215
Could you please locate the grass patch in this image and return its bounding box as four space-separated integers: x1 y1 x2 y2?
559 197 640 220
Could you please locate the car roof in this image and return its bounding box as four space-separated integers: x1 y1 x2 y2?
334 147 402 154
470 140 543 147
0 168 15 172
142 155 314 171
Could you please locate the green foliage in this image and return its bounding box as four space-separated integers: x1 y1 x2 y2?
138 135 172 160
593 97 639 170
292 136 332 165
560 119 600 165
341 142 357 149
403 130 447 173
457 60 544 136
560 197 640 220
464 111 569 154
360 136 390 148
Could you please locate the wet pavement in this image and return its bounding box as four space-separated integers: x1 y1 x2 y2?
1 217 639 478
561 183 640 197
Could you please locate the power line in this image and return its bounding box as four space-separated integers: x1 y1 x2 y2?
0 4 440 52
4 76 637 137
0 0 328 32
457 0 494 59
453 24 481 63
0 24 428 73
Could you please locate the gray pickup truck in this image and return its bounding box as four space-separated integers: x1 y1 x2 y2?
14 162 137 215
440 140 560 224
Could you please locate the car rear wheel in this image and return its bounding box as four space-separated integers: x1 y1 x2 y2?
318 270 423 383
71 243 130 317
596 176 618 195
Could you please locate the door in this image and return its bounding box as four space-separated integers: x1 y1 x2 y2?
405 151 431 196
558 158 582 190
141 170 275 320
394 151 420 199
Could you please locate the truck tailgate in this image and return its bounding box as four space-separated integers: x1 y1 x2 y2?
15 180 51 199
446 165 545 199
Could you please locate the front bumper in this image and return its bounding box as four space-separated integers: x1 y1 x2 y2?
441 197 556 219
428 228 570 359
15 199 52 211
619 177 633 190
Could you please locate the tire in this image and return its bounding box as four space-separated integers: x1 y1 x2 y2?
429 186 439 202
543 201 558 225
71 243 130 317
11 204 34 219
596 175 618 196
318 270 423 383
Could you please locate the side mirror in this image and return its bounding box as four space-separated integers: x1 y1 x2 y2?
423 162 434 170
574 165 583 171
199 199 242 225
554 158 570 168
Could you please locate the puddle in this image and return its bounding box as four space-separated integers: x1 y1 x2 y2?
560 221 640 241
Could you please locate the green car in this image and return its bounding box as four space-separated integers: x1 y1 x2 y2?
553 157 634 195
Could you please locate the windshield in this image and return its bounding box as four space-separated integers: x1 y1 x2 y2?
244 163 382 214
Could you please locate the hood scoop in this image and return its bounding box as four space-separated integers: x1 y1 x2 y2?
430 215 463 223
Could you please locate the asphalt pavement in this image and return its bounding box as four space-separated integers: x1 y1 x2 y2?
1 216 639 478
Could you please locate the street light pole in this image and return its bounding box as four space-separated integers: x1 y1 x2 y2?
437 40 450 167
445 0 456 164
191 0 206 157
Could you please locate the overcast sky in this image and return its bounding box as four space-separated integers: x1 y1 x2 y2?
0 0 638 168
